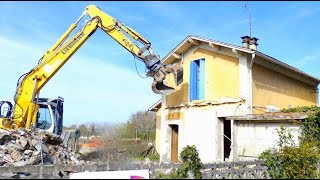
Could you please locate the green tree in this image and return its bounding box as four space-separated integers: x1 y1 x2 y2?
78 124 90 137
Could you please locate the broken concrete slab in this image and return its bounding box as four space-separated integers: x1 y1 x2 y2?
29 153 41 165
30 139 38 148
7 143 21 152
10 150 22 162
19 137 29 148
23 150 33 156
12 160 29 167
34 142 49 154
3 155 14 163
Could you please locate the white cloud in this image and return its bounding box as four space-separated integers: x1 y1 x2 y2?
293 55 318 68
292 48 320 69
0 35 161 127
289 51 320 82
295 7 320 19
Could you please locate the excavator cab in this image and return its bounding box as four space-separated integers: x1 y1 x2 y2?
35 97 64 136
0 101 13 118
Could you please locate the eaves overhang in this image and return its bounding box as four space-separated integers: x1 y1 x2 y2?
161 35 320 85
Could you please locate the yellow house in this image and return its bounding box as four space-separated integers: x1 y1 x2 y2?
149 35 319 163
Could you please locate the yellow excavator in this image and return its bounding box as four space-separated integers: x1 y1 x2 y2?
0 4 180 139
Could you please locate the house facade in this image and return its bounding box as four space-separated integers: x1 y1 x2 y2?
149 35 319 163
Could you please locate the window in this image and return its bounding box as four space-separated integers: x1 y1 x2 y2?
175 68 183 86
36 106 52 130
189 58 205 101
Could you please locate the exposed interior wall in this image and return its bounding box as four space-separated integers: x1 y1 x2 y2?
252 63 317 113
233 121 300 161
166 48 240 107
164 58 188 107
182 108 217 163
159 112 172 162
165 110 184 120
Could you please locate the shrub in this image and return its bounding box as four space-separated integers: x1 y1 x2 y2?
157 145 203 179
259 106 320 179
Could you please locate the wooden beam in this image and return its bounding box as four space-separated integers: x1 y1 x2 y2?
209 42 221 51
225 112 308 121
171 52 182 59
188 38 199 45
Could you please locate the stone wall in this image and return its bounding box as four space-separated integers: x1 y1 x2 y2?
0 160 270 179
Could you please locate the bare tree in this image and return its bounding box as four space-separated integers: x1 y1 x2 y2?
116 110 156 141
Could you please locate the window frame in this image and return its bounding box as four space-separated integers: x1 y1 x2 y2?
189 58 205 101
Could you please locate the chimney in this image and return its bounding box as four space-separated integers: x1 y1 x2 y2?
241 36 250 48
248 37 259 50
241 36 259 50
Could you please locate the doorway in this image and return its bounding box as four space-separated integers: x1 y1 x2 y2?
170 125 179 163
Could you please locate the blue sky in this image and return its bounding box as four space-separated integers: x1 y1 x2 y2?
0 1 319 126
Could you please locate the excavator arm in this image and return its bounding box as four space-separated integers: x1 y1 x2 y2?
2 4 179 131
84 5 180 92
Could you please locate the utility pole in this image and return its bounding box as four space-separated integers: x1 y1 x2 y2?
135 128 138 140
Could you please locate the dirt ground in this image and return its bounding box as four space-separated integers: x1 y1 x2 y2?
77 137 159 163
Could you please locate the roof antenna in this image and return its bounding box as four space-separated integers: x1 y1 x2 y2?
243 2 252 37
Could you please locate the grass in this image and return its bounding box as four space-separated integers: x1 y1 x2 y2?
131 153 160 162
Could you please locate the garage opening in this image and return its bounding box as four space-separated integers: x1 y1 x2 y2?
223 119 231 161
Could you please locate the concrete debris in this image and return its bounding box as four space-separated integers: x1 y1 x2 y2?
30 139 38 147
0 129 80 167
3 154 14 163
12 160 29 167
10 150 22 162
0 134 11 145
29 152 41 165
19 137 29 148
24 149 33 155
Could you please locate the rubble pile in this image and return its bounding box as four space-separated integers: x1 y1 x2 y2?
0 129 80 167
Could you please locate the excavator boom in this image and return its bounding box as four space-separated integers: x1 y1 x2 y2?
0 4 179 134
